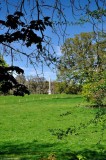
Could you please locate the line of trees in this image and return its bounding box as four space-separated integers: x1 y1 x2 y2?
16 75 49 94
16 74 82 95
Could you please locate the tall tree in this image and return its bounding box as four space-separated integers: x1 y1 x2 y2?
57 32 106 105
58 32 95 83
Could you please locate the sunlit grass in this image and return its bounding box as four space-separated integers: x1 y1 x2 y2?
0 94 106 159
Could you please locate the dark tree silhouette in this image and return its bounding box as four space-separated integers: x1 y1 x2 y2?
0 10 53 95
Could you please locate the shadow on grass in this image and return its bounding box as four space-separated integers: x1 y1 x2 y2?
0 140 57 159
0 141 106 160
60 147 106 160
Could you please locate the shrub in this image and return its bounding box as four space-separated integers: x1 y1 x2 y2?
82 79 106 106
65 84 82 94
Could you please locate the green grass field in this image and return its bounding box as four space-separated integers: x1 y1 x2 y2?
0 94 106 160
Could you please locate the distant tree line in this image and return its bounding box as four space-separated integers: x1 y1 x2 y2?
15 74 82 95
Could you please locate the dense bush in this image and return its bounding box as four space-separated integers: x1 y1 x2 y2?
65 84 82 94
82 78 106 106
54 81 82 94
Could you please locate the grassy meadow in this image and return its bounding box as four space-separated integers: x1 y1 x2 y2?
0 94 106 160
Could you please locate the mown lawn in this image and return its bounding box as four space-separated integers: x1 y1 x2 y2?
0 94 106 160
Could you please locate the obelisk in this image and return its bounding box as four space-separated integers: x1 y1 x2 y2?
48 76 51 94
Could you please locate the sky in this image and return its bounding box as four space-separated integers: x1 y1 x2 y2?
0 0 104 81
